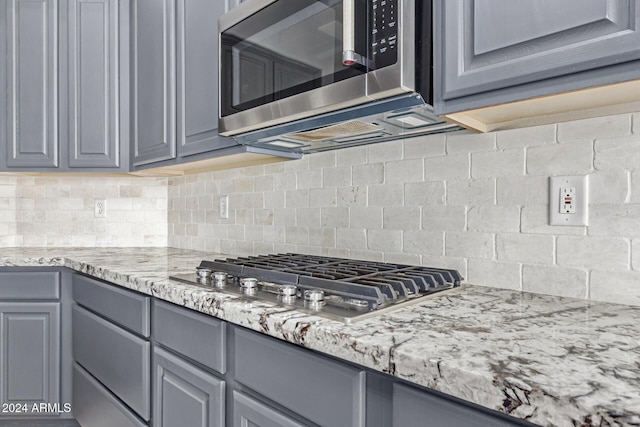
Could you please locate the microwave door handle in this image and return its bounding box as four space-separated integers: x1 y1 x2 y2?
342 0 367 66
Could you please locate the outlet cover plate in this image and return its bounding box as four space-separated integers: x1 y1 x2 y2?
549 175 588 226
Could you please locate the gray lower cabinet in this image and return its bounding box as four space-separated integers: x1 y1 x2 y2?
232 391 306 427
0 303 60 412
73 362 145 427
435 0 640 113
0 270 71 421
233 326 367 427
153 346 225 427
71 273 151 426
391 382 525 427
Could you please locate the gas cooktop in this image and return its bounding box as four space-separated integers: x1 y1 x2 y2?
170 253 463 322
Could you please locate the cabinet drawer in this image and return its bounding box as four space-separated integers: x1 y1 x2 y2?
0 271 60 300
234 327 366 427
73 274 150 337
392 383 526 427
153 300 226 374
73 362 146 427
72 304 150 421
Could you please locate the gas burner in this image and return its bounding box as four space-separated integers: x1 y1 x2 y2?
170 253 463 322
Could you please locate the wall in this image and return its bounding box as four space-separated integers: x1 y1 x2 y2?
1 175 168 247
168 112 640 306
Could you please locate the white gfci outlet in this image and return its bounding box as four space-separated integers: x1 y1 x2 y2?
94 199 107 218
549 176 588 226
219 195 229 219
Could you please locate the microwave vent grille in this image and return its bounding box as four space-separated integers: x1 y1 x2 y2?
285 120 382 142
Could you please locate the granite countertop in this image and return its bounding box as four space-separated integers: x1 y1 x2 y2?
2 247 639 427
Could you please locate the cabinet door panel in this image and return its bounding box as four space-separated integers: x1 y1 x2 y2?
6 0 58 168
441 0 640 100
68 0 119 168
232 391 306 427
153 346 225 427
131 0 176 166
176 0 235 157
0 303 60 411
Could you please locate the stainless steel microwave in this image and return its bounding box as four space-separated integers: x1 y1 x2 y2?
218 0 459 153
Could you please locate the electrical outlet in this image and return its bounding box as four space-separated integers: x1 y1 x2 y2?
219 195 229 219
549 176 588 226
94 199 107 218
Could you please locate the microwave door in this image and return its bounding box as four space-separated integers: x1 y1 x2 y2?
219 0 372 136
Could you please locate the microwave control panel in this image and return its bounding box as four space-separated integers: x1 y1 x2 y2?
371 0 398 69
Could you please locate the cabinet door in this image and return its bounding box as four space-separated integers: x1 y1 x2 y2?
153 346 225 427
232 391 307 427
439 0 640 101
176 0 236 158
0 303 60 413
131 0 176 166
67 0 120 168
5 0 59 168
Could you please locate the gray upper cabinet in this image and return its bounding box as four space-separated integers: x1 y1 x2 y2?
436 0 640 113
4 0 59 168
67 0 123 168
1 0 127 171
131 0 237 167
176 0 235 158
131 0 176 167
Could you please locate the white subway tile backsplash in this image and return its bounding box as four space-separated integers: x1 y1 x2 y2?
468 259 520 290
425 153 470 180
589 172 629 204
446 131 496 153
496 176 548 206
353 163 384 186
468 205 520 232
558 115 631 142
404 181 445 206
403 133 446 159
385 159 424 184
495 124 556 149
367 229 402 252
588 204 640 237
556 236 629 270
161 112 640 306
367 184 402 206
447 178 495 206
383 206 421 230
472 149 524 178
527 141 593 175
523 265 587 298
422 206 466 231
368 141 403 163
323 166 352 187
445 231 494 259
496 233 554 264
521 205 586 236
403 230 444 256
350 207 383 229
336 228 367 249
590 270 640 306
594 134 640 170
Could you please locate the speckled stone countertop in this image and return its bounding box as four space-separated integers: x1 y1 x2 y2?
2 247 639 427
